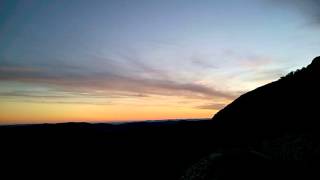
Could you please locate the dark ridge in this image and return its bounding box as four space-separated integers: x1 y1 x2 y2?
212 56 320 134
181 57 320 180
0 119 218 179
310 56 320 67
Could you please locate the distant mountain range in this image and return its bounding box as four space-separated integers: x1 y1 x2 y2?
1 57 320 180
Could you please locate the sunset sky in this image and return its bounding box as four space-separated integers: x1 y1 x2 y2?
0 0 319 124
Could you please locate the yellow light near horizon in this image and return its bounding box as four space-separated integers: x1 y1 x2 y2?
0 100 220 125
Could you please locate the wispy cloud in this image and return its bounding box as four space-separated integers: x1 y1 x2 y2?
0 69 234 100
0 91 70 98
269 0 320 26
191 57 218 69
0 66 44 73
2 98 112 106
196 103 227 110
0 54 236 102
1 48 284 107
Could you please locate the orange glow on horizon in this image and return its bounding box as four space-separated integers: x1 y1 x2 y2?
0 96 225 125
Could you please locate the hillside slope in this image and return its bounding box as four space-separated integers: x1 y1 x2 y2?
213 56 320 136
183 57 320 180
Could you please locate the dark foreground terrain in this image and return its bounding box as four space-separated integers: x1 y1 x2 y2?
1 120 221 179
2 57 320 179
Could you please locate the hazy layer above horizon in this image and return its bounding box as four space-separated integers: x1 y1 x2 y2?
1 0 319 124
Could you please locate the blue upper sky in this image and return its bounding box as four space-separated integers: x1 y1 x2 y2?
0 0 319 123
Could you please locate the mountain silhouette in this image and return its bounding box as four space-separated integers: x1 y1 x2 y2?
182 56 320 180
213 56 320 137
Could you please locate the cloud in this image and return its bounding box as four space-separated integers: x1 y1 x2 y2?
0 91 70 98
0 66 44 73
0 54 236 102
247 68 287 81
269 0 320 26
2 98 112 106
196 103 227 110
190 53 218 69
0 69 234 100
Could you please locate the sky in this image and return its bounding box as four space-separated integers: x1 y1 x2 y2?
0 0 319 124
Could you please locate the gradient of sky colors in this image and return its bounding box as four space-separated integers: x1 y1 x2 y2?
0 0 319 124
